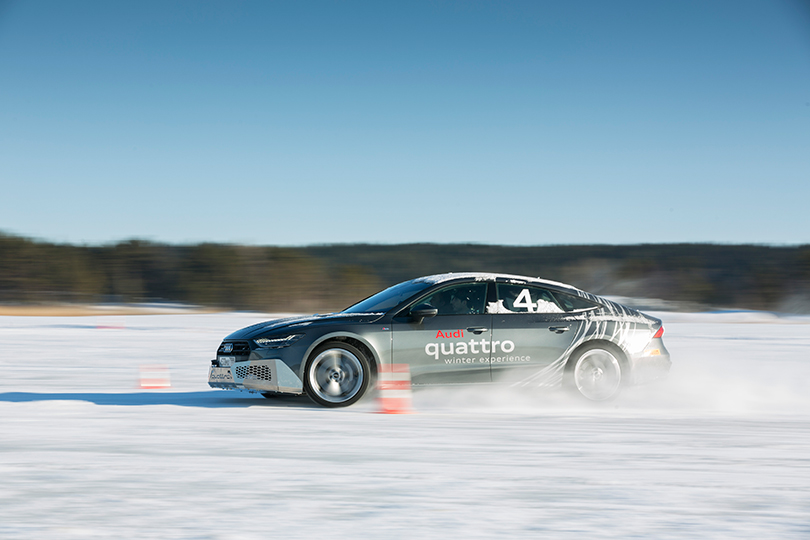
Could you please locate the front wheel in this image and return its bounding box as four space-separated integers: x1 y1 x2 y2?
566 345 623 401
304 342 370 408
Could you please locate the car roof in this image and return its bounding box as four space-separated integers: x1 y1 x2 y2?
410 272 583 294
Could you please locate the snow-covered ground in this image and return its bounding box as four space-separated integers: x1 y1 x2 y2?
1 311 809 539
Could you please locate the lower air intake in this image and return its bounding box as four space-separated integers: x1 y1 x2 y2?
234 363 273 382
248 364 272 381
245 365 273 382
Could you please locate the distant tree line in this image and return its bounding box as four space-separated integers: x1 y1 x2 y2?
1 233 809 313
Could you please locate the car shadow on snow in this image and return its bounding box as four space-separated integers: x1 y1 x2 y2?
0 391 320 409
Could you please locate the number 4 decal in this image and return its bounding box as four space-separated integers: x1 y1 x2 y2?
513 288 535 313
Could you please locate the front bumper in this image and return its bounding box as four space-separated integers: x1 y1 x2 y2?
208 358 304 394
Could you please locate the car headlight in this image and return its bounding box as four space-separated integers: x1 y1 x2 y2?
253 334 305 349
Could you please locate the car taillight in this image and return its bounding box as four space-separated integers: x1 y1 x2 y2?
653 326 664 339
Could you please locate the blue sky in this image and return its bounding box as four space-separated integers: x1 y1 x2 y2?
1 0 808 246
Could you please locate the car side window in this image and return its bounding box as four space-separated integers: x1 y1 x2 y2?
418 283 488 315
551 291 600 311
489 284 565 314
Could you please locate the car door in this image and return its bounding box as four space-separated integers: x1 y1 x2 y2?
489 282 583 384
391 281 492 385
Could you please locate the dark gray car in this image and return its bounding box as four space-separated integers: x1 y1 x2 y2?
208 273 671 406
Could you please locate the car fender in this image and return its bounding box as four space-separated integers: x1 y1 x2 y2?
298 331 385 382
564 338 630 375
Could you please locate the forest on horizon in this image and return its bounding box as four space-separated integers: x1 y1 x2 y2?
1 233 809 313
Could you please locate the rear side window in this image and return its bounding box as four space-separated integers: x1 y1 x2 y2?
551 291 600 312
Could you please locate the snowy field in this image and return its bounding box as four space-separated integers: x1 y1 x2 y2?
1 310 809 539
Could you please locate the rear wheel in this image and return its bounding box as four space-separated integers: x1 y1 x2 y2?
566 344 623 401
304 342 370 408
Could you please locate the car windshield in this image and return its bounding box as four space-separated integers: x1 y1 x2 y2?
342 280 434 314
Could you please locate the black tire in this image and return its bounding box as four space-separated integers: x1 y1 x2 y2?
303 342 371 408
565 343 624 401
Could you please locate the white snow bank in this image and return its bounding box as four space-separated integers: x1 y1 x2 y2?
1 311 809 539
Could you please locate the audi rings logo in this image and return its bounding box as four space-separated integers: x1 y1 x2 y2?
223 343 233 353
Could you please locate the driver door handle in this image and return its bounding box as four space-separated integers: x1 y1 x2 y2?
549 326 570 334
467 327 488 335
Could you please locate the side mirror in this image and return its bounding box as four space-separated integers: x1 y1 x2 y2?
410 303 438 323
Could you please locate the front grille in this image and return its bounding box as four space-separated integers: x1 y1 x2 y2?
217 341 251 356
235 365 248 379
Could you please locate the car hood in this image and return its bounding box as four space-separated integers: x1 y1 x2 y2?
225 312 385 340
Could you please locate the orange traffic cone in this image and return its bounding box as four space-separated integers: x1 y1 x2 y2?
139 364 171 389
376 363 413 414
